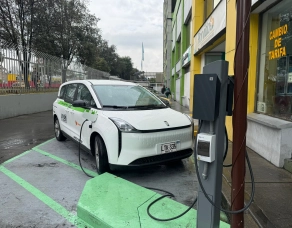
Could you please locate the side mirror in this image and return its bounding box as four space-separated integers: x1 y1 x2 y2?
72 100 88 108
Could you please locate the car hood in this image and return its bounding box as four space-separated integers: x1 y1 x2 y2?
102 108 191 130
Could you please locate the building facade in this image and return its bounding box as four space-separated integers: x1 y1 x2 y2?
164 0 292 167
163 0 175 88
168 0 192 107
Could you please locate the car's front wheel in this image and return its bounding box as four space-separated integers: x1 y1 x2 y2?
54 117 66 141
95 135 109 174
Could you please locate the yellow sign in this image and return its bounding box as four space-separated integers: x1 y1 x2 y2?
269 24 288 60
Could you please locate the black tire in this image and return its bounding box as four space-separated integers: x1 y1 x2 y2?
94 135 109 174
54 117 66 141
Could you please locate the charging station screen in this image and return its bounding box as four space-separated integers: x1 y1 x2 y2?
197 141 210 157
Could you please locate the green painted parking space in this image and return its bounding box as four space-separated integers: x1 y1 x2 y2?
0 139 94 227
77 172 229 228
0 138 230 227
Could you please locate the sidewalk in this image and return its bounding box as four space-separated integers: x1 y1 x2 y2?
171 100 292 228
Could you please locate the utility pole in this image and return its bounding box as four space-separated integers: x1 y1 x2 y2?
231 0 251 227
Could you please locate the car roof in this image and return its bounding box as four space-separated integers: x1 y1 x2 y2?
63 80 137 86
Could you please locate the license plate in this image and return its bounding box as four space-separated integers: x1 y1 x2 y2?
161 142 177 153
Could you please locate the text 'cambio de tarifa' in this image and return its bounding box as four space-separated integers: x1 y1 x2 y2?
269 24 288 60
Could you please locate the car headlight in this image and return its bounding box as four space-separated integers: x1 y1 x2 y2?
109 117 138 132
184 114 195 140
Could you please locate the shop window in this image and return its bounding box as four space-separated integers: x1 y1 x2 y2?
185 21 191 49
204 0 220 21
205 53 223 65
257 0 292 120
177 41 181 60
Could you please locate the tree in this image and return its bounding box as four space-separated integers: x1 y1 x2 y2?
32 0 101 81
0 0 135 83
117 56 133 80
94 57 110 72
0 0 41 87
97 40 119 74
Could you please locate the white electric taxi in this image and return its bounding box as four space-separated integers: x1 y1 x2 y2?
53 80 194 174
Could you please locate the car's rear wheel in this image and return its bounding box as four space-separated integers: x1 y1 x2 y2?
54 117 66 141
95 135 109 174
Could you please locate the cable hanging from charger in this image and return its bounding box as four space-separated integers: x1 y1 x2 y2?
195 120 255 214
78 119 198 221
146 187 197 221
79 119 95 178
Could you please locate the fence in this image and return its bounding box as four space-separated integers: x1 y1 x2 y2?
0 40 110 95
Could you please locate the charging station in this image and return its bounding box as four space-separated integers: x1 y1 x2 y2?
193 60 229 228
75 60 232 227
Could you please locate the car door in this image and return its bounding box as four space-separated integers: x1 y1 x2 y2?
72 83 97 144
55 85 68 133
63 83 78 138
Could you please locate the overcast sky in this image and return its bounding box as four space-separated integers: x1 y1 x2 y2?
88 0 163 72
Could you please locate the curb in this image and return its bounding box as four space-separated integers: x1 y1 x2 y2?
77 173 230 228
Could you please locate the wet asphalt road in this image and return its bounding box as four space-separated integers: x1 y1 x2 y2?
0 111 55 164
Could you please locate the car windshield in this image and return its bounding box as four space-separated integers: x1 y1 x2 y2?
92 84 166 110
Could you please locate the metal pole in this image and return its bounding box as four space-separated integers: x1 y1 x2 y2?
231 0 251 227
196 61 229 228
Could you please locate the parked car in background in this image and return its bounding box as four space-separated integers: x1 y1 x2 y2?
53 80 194 174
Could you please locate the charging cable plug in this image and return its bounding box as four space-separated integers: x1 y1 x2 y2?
84 119 92 128
202 162 209 180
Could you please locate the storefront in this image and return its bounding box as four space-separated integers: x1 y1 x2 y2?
241 0 292 168
257 0 292 121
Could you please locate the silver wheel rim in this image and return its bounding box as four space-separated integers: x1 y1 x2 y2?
95 140 99 170
55 119 60 138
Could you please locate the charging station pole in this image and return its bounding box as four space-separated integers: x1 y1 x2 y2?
193 60 229 227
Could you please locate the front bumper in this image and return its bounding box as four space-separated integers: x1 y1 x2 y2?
109 148 193 170
113 126 193 165
129 148 193 165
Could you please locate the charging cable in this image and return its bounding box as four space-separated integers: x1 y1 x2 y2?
77 119 198 221
146 121 247 221
195 120 255 214
223 127 232 167
78 119 95 178
146 187 197 221
77 117 252 218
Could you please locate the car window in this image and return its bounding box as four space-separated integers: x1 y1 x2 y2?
64 83 77 104
76 84 96 107
92 85 165 108
59 85 67 99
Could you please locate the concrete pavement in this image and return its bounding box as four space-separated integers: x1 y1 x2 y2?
171 100 292 228
0 110 204 227
2 103 292 227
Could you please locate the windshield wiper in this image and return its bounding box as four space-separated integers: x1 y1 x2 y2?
102 105 128 109
127 104 166 109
